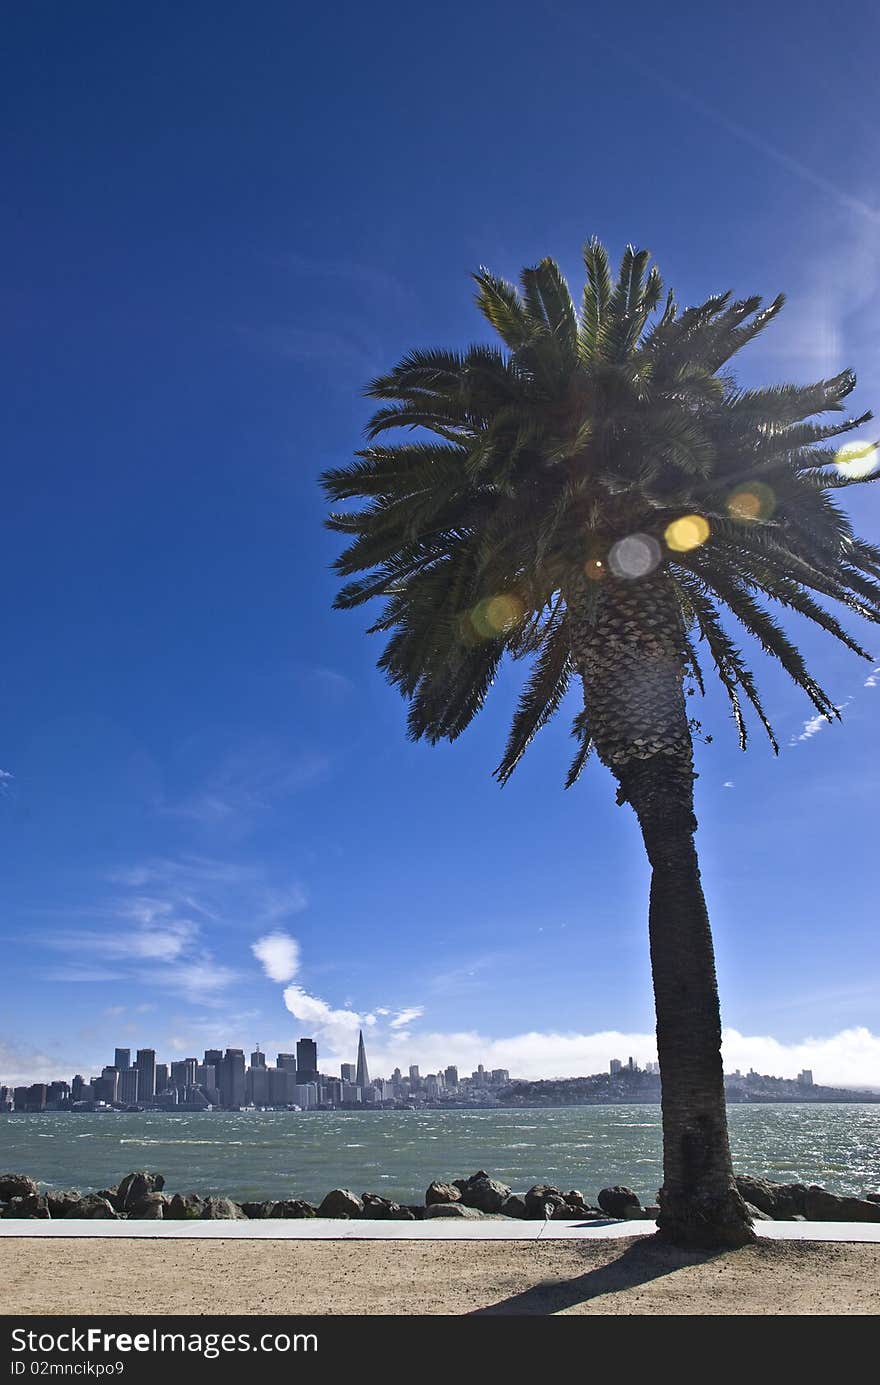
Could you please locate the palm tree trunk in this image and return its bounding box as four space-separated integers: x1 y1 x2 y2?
567 572 753 1248
616 755 754 1247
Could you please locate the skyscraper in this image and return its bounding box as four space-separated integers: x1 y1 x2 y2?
114 1048 131 1071
355 1030 370 1090
277 1053 297 1072
296 1038 318 1085
250 1047 266 1068
135 1049 156 1100
340 1063 356 1083
119 1067 139 1105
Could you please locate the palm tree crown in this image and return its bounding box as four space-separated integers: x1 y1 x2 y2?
322 240 880 784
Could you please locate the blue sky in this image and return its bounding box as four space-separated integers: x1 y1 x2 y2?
3 1 879 1088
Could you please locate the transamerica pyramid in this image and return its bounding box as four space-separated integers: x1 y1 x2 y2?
355 1029 370 1089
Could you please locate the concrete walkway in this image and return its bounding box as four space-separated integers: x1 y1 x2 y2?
2 1217 880 1242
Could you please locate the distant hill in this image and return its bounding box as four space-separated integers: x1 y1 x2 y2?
497 1069 880 1106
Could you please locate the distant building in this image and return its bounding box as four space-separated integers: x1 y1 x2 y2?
296 1039 318 1085
444 1065 459 1088
155 1063 169 1093
218 1049 246 1109
491 1069 509 1085
250 1047 266 1069
355 1031 370 1090
277 1053 297 1072
114 1048 131 1071
268 1067 292 1105
248 1064 269 1106
135 1049 156 1100
100 1066 120 1102
119 1067 139 1105
610 1059 622 1075
797 1070 814 1087
204 1049 223 1070
340 1063 356 1083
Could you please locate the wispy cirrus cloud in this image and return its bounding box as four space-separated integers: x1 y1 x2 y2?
32 857 308 1007
159 742 328 833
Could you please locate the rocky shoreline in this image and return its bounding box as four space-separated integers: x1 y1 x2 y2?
2 1169 880 1225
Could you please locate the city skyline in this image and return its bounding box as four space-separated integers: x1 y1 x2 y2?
0 1028 518 1113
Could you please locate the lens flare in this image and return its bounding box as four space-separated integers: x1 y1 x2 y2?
467 593 525 639
834 440 879 481
584 557 606 581
608 533 662 580
726 482 775 521
664 514 710 552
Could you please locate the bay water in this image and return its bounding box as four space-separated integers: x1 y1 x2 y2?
2 1104 879 1205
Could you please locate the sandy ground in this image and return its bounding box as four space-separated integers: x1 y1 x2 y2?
2 1236 879 1315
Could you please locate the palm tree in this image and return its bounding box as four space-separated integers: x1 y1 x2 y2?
321 239 880 1247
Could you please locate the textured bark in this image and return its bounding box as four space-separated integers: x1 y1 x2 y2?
567 570 754 1248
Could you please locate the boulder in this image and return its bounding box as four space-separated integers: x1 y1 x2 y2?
317 1189 363 1219
459 1176 511 1214
390 1206 416 1221
47 1190 82 1218
70 1195 117 1220
404 1205 426 1220
743 1201 773 1221
804 1186 880 1223
166 1193 205 1221
643 1205 660 1218
423 1202 484 1219
453 1170 489 1192
597 1186 641 1219
241 1201 274 1219
0 1174 38 1201
425 1181 461 1206
116 1172 165 1213
130 1193 166 1220
201 1197 247 1220
734 1176 807 1219
4 1193 50 1219
360 1194 402 1220
500 1194 527 1219
864 1192 880 1204
270 1200 317 1219
523 1184 564 1219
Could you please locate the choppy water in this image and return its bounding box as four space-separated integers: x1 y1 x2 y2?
1 1105 878 1204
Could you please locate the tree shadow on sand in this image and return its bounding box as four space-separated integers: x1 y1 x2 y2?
470 1234 727 1315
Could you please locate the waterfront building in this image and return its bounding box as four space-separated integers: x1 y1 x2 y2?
610 1058 622 1074
268 1066 292 1104
341 1081 361 1104
277 1052 297 1072
247 1064 269 1106
196 1063 215 1089
119 1067 139 1104
218 1048 246 1109
250 1047 266 1068
155 1063 169 1092
409 1065 420 1085
798 1069 815 1086
100 1066 120 1102
135 1049 156 1100
296 1038 318 1085
204 1049 222 1070
444 1065 458 1088
114 1048 131 1071
340 1063 356 1083
355 1031 370 1090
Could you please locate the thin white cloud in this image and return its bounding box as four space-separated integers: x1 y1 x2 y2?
252 932 301 983
723 781 735 789
390 1007 424 1029
864 667 880 688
